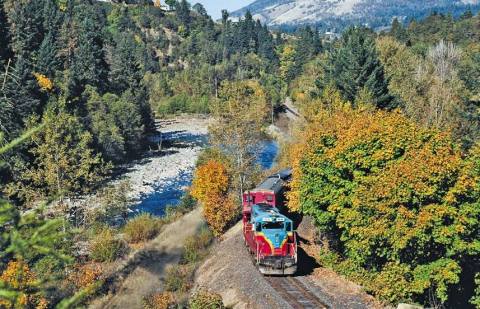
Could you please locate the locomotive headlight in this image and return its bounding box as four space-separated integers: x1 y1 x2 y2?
263 217 273 222
276 218 285 222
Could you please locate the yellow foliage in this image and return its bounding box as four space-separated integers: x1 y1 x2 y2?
69 263 103 289
202 193 239 237
33 73 54 92
191 160 229 203
191 160 238 236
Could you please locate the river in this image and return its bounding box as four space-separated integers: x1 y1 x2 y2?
133 123 279 217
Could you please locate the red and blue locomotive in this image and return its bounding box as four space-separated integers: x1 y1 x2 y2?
242 169 297 275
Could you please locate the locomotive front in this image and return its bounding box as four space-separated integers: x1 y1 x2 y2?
249 204 297 275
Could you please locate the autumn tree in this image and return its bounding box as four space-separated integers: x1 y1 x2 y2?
288 106 480 307
210 80 268 198
191 160 238 236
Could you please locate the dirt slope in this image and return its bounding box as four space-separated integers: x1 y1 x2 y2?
194 222 293 309
194 217 383 309
90 208 205 309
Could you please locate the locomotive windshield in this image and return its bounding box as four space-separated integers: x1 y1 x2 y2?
262 222 284 230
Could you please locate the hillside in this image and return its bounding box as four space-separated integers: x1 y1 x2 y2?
232 0 480 30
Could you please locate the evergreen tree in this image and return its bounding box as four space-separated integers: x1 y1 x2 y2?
69 3 108 98
110 33 142 93
257 23 277 65
327 27 395 109
36 31 59 77
0 0 11 64
176 0 191 29
391 18 407 42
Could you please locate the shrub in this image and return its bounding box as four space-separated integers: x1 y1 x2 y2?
0 260 48 309
164 265 194 293
181 228 213 265
124 213 162 243
143 291 175 309
90 228 125 262
189 290 224 309
70 262 103 289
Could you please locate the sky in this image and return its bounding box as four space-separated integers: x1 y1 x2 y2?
193 0 255 20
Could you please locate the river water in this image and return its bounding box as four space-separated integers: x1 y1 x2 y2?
134 138 279 217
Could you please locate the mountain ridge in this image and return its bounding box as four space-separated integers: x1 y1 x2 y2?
233 0 480 31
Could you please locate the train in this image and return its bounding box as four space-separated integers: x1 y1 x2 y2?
242 169 298 275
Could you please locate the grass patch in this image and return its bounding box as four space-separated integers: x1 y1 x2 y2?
164 264 195 294
90 227 126 262
181 227 213 265
124 213 163 244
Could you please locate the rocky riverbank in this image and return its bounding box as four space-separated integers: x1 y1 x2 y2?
114 117 210 215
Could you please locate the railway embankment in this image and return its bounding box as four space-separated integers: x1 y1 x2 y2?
193 217 383 309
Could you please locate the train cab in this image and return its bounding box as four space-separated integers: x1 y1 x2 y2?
244 204 297 275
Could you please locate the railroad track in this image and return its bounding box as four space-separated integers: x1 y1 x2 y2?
265 276 329 309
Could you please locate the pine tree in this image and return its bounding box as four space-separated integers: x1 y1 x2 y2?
69 3 108 98
391 18 407 42
0 0 11 64
0 128 71 308
36 31 60 77
176 0 190 30
110 33 142 94
328 27 395 109
257 23 277 65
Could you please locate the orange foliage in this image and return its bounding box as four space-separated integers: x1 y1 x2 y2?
0 260 48 309
69 262 103 289
191 160 229 203
191 160 238 236
143 291 175 309
202 193 239 237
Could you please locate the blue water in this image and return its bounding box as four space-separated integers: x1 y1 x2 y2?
133 137 279 217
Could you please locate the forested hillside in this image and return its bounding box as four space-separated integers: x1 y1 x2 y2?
1 0 480 308
233 0 480 31
0 0 285 307
283 12 480 308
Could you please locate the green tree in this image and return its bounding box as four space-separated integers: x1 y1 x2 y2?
69 3 108 97
8 107 107 206
210 80 268 197
327 27 394 109
288 106 480 307
0 0 11 64
0 128 71 308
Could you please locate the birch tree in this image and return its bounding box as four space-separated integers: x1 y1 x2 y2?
209 80 268 199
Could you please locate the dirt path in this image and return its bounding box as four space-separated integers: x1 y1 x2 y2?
90 208 205 309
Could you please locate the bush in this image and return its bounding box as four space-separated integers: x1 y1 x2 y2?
143 291 175 309
124 213 162 243
164 264 194 293
90 228 125 262
189 290 224 309
181 228 213 265
156 94 210 116
69 262 103 289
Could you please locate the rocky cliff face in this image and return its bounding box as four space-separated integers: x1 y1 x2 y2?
233 0 480 30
